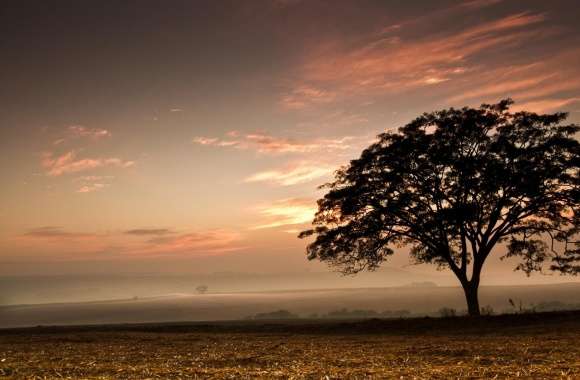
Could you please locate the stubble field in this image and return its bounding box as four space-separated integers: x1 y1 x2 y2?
0 311 578 379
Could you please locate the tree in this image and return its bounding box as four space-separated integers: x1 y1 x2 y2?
300 100 579 316
195 284 208 294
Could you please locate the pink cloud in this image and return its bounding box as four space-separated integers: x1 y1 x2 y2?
282 11 547 107
448 73 557 103
460 0 503 10
252 198 316 229
17 227 246 259
244 162 334 186
511 98 580 113
130 229 246 257
77 183 109 193
68 125 111 139
74 175 115 182
15 227 109 259
50 125 111 146
22 226 99 240
294 110 370 131
279 85 336 110
41 151 134 176
125 228 173 236
193 137 219 145
194 132 354 155
445 49 580 110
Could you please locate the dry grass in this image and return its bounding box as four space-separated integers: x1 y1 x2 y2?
1 312 578 379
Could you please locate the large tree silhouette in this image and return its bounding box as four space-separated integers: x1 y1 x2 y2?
300 100 579 316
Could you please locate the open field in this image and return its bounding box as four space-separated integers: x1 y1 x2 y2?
0 311 579 379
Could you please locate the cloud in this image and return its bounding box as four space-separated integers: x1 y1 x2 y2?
193 137 219 145
125 228 173 236
75 175 115 182
280 85 336 110
193 136 240 148
23 227 97 240
445 48 580 111
68 125 111 139
252 198 316 229
380 0 504 34
41 151 135 176
73 175 114 193
511 98 580 113
19 227 245 258
51 126 111 145
294 109 369 130
16 227 108 258
134 230 246 256
245 133 352 154
516 78 580 102
194 132 354 155
448 72 557 103
245 162 334 186
460 0 503 10
282 11 548 107
77 183 109 193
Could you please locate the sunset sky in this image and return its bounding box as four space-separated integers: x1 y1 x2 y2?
2 0 580 280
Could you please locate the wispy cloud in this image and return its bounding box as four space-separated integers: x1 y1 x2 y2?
193 137 241 148
380 0 504 33
460 0 503 10
74 175 115 182
68 125 111 139
23 226 98 240
447 72 557 103
73 175 114 193
252 198 316 229
77 183 109 193
135 230 246 256
19 227 245 258
125 228 173 236
194 132 355 155
52 125 111 146
512 98 580 113
280 85 336 110
283 11 548 108
17 227 107 258
295 109 369 130
446 48 580 112
41 151 134 176
244 162 334 186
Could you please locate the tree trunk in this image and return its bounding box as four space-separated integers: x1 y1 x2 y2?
463 283 481 317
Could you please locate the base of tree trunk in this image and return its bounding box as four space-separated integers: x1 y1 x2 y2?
464 286 481 316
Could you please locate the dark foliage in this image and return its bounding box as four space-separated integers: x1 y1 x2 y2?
301 99 579 315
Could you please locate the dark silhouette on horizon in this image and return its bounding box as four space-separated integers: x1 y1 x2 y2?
301 99 579 316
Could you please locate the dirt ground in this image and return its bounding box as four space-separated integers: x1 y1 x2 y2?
1 311 578 379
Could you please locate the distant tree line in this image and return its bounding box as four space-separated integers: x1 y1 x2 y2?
244 301 580 320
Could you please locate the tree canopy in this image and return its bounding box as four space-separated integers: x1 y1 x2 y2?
300 99 579 316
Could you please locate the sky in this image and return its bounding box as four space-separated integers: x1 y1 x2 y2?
1 0 580 282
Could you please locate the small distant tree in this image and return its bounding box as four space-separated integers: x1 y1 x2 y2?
301 100 579 316
195 284 208 294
